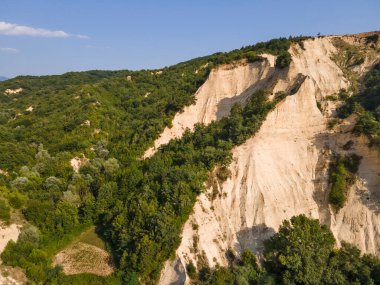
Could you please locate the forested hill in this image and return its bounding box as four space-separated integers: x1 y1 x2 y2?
0 36 296 170
1 33 379 285
0 37 297 283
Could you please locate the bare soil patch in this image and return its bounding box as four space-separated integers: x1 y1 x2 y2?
53 227 115 276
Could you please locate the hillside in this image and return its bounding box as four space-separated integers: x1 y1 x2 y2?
157 32 380 284
0 32 380 285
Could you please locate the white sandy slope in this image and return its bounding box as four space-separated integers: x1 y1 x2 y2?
143 56 276 158
158 35 380 285
0 224 20 254
330 132 380 255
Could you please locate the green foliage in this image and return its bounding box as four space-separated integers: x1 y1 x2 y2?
47 272 124 285
103 158 120 177
196 216 380 285
196 250 268 285
0 36 293 172
355 111 380 147
332 38 366 68
275 52 292 68
245 52 264 63
0 198 10 223
0 36 289 282
0 33 375 285
0 35 325 284
208 37 292 65
187 262 197 279
325 242 377 285
0 58 211 170
1 240 49 282
329 154 361 211
264 215 336 284
336 62 380 150
18 223 40 246
331 38 363 94
100 90 281 281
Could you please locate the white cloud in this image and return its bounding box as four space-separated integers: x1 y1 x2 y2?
76 34 90 40
0 47 19 53
0 21 89 39
0 21 68 37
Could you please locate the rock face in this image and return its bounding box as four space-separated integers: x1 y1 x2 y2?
143 55 276 158
157 32 380 285
4 88 22 95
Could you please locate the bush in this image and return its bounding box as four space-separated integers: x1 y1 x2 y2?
245 52 264 63
8 192 26 209
366 34 379 44
329 154 361 211
186 262 197 279
19 224 39 245
1 240 48 282
275 52 292 68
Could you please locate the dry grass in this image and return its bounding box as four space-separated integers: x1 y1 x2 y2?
52 227 115 276
76 226 106 250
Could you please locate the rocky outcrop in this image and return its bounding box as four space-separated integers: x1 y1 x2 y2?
144 55 276 158
157 33 380 285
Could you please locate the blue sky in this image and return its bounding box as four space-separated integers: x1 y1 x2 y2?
1 0 379 78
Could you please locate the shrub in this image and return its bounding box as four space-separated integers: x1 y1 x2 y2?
329 154 361 211
19 224 39 245
298 41 305 50
10 177 29 190
366 34 379 44
8 192 26 209
245 52 264 63
275 52 292 68
186 262 197 279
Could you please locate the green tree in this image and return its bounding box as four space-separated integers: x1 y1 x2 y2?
325 242 375 285
44 176 63 192
275 52 292 68
103 158 120 177
54 201 79 233
18 223 39 246
264 215 336 285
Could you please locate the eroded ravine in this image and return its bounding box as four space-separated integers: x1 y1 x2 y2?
157 34 380 285
143 55 276 158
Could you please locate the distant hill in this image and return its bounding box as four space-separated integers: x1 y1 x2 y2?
0 76 8 81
